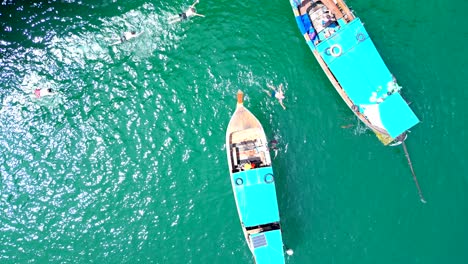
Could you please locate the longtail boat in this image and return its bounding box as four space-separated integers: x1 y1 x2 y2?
289 0 419 145
225 91 285 263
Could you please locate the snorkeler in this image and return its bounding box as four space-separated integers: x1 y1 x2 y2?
110 31 143 46
263 83 286 110
34 88 55 98
268 139 279 159
168 0 204 24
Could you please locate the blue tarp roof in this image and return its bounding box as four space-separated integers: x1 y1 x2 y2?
232 167 280 227
251 230 285 264
379 93 420 138
316 18 419 136
317 18 393 105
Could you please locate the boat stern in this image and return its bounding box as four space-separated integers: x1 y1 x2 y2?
250 229 285 264
378 93 420 139
314 18 420 144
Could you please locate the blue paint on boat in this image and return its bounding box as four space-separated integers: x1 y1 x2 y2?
232 167 280 227
316 19 390 105
250 230 285 264
317 18 419 138
379 93 420 138
226 95 285 263
289 1 420 143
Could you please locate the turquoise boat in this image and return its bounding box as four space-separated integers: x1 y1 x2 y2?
289 0 419 145
225 91 285 263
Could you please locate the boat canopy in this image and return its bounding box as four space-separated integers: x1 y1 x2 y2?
316 18 419 137
232 167 280 227
250 230 285 264
378 93 419 138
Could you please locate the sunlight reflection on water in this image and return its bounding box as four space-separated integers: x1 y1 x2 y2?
2 1 295 263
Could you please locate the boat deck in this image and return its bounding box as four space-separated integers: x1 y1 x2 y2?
231 167 280 227
229 129 271 173
250 230 285 264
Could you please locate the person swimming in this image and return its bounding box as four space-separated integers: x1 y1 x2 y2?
268 139 279 159
110 30 143 46
269 139 278 149
34 88 55 98
263 83 286 110
168 0 204 24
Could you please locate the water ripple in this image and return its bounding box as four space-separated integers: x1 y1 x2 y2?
3 0 456 263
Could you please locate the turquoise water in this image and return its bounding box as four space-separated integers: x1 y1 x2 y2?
1 0 467 263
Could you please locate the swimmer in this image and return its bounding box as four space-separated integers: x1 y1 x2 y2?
341 124 354 129
110 30 143 46
263 83 286 110
269 139 278 150
34 88 55 98
268 139 279 159
168 0 204 24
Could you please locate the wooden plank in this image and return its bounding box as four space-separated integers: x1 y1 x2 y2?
334 0 355 21
320 0 344 19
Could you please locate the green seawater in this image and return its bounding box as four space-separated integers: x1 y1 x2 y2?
1 0 467 263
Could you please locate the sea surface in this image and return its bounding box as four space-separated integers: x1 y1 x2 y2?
1 0 467 263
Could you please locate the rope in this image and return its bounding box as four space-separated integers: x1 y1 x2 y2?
401 139 426 203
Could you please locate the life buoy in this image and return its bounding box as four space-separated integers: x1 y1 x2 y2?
356 32 366 42
329 44 342 57
235 178 243 186
264 173 274 184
